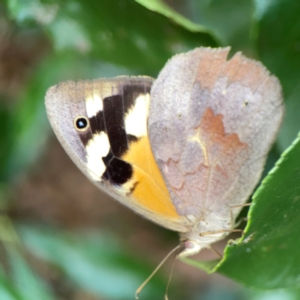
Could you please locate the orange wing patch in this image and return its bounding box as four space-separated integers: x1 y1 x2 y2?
198 107 247 160
122 136 180 218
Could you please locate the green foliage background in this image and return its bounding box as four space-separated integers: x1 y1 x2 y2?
1 0 300 299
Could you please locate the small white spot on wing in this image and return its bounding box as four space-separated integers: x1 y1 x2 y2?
86 132 110 180
86 94 103 118
125 93 150 137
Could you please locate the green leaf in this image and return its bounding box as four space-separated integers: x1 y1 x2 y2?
254 0 300 97
135 0 212 33
6 246 55 300
7 0 216 74
254 0 300 153
214 134 300 289
181 257 219 274
278 83 300 152
0 271 24 300
0 100 13 182
247 288 300 300
172 0 255 54
18 225 184 300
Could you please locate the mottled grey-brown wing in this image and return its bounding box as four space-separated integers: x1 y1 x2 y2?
148 47 283 221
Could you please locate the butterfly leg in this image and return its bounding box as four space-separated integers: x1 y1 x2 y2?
235 217 249 228
229 202 251 228
199 229 243 236
198 203 250 239
207 245 223 258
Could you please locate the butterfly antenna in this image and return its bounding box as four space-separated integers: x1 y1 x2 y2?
164 245 179 300
135 245 181 299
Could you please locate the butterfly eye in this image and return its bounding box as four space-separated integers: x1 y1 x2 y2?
74 116 90 132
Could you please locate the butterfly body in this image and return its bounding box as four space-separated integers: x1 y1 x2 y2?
45 48 283 257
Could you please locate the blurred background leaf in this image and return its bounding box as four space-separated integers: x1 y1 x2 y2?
18 225 172 299
0 0 299 299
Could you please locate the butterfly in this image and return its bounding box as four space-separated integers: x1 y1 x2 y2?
45 47 283 258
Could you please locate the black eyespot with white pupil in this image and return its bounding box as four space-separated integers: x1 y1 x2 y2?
74 116 89 132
